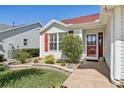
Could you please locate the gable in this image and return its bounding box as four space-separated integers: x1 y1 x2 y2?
43 23 69 33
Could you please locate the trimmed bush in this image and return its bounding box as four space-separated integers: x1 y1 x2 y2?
45 55 55 64
61 34 83 63
16 51 30 64
21 48 39 57
0 54 4 62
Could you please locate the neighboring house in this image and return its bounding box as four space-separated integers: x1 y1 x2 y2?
40 5 124 85
0 22 42 59
0 24 12 31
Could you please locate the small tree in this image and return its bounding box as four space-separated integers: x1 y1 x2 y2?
16 51 30 64
61 34 83 64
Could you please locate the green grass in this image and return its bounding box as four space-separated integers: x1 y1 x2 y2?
0 68 68 88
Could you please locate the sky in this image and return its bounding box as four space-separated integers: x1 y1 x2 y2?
0 5 100 26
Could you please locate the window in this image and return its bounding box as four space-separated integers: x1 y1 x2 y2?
49 32 66 51
23 39 28 45
49 33 57 50
87 34 96 45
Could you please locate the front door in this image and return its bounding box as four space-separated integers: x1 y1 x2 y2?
98 32 103 58
86 33 98 60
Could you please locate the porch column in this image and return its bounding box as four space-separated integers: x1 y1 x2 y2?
82 29 85 59
113 6 121 80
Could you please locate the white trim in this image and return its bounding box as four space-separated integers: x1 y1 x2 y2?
110 11 121 85
113 6 121 80
48 32 66 52
69 21 105 29
103 30 105 57
48 33 57 51
39 35 42 57
40 19 72 33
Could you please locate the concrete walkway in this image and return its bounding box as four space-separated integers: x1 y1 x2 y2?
63 61 117 88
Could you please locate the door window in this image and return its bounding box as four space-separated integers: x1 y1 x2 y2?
87 34 97 57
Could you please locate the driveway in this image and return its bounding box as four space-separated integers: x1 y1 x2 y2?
63 60 117 88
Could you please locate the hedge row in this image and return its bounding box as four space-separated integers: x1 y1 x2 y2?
21 48 39 57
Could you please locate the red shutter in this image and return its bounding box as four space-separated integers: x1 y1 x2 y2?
44 33 48 52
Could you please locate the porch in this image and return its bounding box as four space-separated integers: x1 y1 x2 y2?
63 60 117 88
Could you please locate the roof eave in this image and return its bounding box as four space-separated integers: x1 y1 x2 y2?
0 22 42 34
40 19 73 32
70 5 117 29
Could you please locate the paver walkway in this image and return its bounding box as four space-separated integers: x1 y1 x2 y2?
63 60 117 88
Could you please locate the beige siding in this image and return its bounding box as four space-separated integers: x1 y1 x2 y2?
121 7 124 80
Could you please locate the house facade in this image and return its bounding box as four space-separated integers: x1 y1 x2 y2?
40 5 124 85
0 22 42 59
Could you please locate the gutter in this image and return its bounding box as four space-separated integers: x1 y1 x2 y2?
110 42 121 86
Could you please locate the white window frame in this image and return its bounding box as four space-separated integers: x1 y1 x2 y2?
48 32 66 51
49 33 57 51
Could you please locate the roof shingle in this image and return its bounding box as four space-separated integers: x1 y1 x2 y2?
62 13 100 24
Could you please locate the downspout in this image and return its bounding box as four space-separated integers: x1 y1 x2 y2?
110 9 121 86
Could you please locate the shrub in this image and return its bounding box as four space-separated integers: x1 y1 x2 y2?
34 59 39 63
21 48 39 57
45 55 55 64
0 54 4 62
26 58 32 63
56 59 69 63
61 34 83 64
16 51 30 64
0 64 5 71
56 59 62 63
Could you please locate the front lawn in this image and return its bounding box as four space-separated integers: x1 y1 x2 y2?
0 68 68 88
